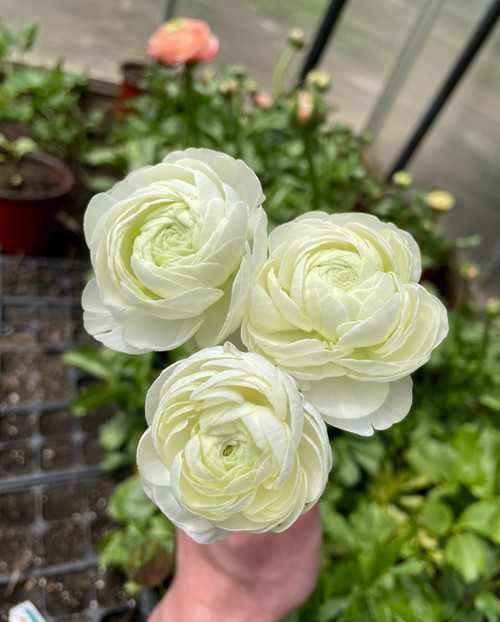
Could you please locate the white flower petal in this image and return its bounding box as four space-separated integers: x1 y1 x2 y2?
83 149 266 352
136 346 332 543
303 376 390 419
244 211 447 434
84 192 116 246
319 376 413 435
82 280 145 354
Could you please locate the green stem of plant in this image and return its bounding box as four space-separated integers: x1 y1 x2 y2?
476 313 492 375
184 63 197 146
226 99 241 159
272 46 295 100
303 130 319 210
458 279 470 317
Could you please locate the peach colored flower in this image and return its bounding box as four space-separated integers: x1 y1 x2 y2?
147 18 218 66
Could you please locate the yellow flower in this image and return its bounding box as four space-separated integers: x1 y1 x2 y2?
392 171 413 187
426 190 455 211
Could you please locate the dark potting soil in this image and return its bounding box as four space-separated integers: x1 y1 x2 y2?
0 256 145 621
0 160 60 197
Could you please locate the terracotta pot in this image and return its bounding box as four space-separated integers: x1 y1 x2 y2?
116 61 149 116
0 153 74 255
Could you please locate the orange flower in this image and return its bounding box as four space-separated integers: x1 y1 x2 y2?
147 18 218 66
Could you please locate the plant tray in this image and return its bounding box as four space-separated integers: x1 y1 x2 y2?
0 256 153 622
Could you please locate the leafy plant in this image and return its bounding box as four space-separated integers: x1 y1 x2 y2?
0 22 106 167
63 345 186 471
99 476 175 595
0 133 37 187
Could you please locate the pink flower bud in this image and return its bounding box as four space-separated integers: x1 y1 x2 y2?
255 92 273 109
297 92 314 124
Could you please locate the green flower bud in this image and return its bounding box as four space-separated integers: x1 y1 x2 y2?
288 27 307 49
306 70 332 92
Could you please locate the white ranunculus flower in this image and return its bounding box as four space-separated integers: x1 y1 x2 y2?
136 343 332 543
242 212 449 436
82 149 267 353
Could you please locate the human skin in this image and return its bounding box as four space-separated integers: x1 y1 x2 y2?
149 504 322 622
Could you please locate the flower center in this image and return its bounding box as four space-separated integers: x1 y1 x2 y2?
314 250 361 291
222 443 236 457
134 201 197 267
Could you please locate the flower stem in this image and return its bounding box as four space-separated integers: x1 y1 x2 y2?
272 46 295 100
226 99 241 159
184 63 197 145
476 313 492 375
303 130 319 210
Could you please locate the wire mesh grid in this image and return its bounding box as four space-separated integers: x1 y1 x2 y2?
0 255 151 622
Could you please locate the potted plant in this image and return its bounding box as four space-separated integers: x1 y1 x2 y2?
116 61 150 116
0 21 110 254
0 133 74 254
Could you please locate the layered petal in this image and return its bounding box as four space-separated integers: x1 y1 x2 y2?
82 149 267 353
136 344 332 543
242 212 448 434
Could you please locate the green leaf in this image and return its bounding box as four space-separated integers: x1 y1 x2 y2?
420 500 454 536
456 500 500 543
99 411 130 451
478 393 500 412
14 136 37 158
347 436 385 476
474 592 500 622
108 476 157 524
84 175 117 193
453 426 499 498
385 600 420 622
405 440 458 483
358 536 403 586
122 579 142 595
83 147 119 166
147 514 175 544
100 451 129 473
445 532 489 583
70 384 124 416
19 21 39 51
320 508 356 551
350 502 397 549
455 235 481 248
99 525 142 567
63 347 114 380
391 558 429 577
325 561 361 594
318 597 349 620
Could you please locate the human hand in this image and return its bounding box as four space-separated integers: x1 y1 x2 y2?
149 504 322 622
